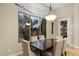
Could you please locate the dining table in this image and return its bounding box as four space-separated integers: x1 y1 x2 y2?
30 39 54 56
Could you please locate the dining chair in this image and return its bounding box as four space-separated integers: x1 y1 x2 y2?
39 35 45 40
42 39 64 56
42 39 54 56
30 36 38 42
22 39 36 56
52 39 64 56
62 38 67 56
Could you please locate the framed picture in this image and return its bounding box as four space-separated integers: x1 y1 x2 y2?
60 20 67 38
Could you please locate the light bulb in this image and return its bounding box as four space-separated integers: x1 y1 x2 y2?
45 14 57 21
26 23 30 26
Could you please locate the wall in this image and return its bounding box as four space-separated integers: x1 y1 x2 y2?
55 4 74 45
46 5 74 40
46 21 53 39
46 19 59 39
0 4 22 55
55 4 79 48
73 4 79 47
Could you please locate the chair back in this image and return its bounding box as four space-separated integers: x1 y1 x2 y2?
39 35 45 40
30 36 38 42
22 40 31 56
62 38 67 56
45 39 53 48
53 39 64 56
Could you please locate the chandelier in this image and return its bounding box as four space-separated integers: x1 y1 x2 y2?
45 4 57 21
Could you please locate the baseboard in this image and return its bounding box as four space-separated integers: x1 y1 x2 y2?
68 43 79 49
73 45 79 49
9 51 23 56
68 43 74 47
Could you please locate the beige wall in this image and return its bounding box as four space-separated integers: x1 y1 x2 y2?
55 5 74 45
46 5 74 44
51 5 74 44
46 19 59 39
55 4 79 48
0 4 22 55
46 21 53 39
73 4 79 47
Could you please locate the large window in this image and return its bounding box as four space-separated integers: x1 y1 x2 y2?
18 12 42 42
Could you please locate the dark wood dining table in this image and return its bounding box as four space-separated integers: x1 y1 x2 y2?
30 39 54 56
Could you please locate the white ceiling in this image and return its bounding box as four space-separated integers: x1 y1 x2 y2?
18 3 72 10
17 3 73 17
43 3 72 10
20 3 72 10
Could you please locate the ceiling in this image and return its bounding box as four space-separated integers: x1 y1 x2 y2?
17 3 73 17
42 3 72 10
19 3 72 10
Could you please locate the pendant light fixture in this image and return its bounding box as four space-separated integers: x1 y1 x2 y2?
45 4 57 21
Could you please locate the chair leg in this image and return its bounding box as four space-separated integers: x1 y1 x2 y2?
64 51 66 56
63 51 67 56
61 53 63 56
61 51 66 56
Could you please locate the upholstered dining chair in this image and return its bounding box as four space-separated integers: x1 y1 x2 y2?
39 35 45 40
62 38 67 56
52 39 64 56
44 39 64 56
30 36 38 42
41 39 55 56
22 39 36 56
